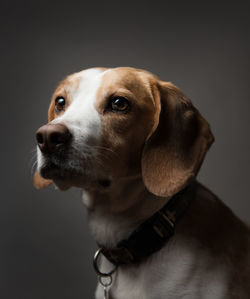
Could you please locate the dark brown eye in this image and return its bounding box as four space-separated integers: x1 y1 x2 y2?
111 97 130 113
55 97 66 112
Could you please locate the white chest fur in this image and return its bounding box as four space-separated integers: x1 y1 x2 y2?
94 235 228 299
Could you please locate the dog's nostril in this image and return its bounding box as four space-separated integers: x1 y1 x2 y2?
50 132 63 145
50 130 72 146
36 132 44 144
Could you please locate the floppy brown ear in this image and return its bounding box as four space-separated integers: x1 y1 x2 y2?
141 81 214 197
33 170 52 189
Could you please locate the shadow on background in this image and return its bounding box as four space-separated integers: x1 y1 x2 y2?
1 1 250 298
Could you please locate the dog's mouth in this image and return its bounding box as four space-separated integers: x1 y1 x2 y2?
40 162 78 180
38 153 112 190
39 151 82 178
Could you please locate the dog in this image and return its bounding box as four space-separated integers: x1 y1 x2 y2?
34 67 250 299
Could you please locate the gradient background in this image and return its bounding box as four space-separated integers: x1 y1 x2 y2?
1 1 250 298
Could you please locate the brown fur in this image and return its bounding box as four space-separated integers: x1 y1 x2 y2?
33 170 52 189
95 68 156 177
48 74 81 121
142 81 214 197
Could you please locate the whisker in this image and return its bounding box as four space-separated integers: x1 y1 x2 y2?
29 153 37 167
75 143 119 159
29 146 39 177
92 145 118 155
31 160 38 176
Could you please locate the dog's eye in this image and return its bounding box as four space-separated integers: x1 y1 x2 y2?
55 97 66 112
111 97 130 113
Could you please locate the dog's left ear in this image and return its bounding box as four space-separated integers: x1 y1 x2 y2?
141 81 214 197
33 170 52 189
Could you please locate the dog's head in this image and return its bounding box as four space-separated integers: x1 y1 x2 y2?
34 67 214 197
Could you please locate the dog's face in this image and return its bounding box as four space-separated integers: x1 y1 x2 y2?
34 67 214 196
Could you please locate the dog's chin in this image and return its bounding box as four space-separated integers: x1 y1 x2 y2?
39 163 112 191
53 176 112 192
53 178 73 190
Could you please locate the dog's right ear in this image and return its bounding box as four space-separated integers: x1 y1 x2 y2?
33 170 52 189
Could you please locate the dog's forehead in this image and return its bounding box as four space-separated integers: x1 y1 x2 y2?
53 67 155 109
96 67 155 102
53 68 105 96
101 68 152 89
69 68 108 96
74 67 153 95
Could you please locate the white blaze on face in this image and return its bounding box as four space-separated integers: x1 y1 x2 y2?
37 68 110 175
53 68 107 149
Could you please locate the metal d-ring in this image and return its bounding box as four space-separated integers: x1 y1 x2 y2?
98 275 112 287
93 248 117 277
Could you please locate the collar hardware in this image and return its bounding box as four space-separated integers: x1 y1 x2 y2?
93 247 117 277
95 181 197 266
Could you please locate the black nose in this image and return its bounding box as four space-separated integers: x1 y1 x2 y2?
36 124 72 154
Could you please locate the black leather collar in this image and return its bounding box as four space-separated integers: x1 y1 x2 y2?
98 180 197 265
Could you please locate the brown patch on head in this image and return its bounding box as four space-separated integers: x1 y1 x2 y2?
94 68 158 177
48 74 81 122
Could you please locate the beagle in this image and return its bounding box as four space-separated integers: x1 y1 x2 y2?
34 67 250 299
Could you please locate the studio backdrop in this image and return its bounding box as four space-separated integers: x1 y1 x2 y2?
1 1 249 298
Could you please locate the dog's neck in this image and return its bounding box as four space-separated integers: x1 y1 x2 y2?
82 175 169 247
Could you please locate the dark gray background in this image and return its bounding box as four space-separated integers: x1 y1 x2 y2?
1 1 250 298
